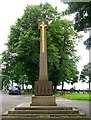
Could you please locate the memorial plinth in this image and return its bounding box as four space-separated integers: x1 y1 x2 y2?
31 21 56 106
34 81 53 96
31 96 56 106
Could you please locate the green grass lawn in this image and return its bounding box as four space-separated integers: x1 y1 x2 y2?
21 90 33 94
62 93 91 101
21 90 91 101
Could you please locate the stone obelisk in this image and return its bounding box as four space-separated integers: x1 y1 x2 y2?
31 21 56 106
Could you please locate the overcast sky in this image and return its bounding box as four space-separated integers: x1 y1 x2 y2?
0 0 89 89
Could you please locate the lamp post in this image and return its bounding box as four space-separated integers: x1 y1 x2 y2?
84 27 91 92
89 29 91 92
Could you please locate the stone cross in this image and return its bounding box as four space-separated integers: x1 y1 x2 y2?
38 21 48 81
31 21 56 106
34 21 53 96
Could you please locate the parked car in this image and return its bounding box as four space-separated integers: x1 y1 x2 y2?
9 86 21 95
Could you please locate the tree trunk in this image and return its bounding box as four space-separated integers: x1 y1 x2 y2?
22 84 24 90
6 85 9 90
2 79 4 89
62 81 64 90
53 84 57 93
11 80 13 86
32 82 34 94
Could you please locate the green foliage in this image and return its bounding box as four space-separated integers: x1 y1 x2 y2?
1 3 80 89
84 36 91 50
80 62 91 83
48 19 79 87
65 2 91 49
65 2 91 31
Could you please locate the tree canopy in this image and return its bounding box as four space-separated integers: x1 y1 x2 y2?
65 2 91 49
1 3 80 90
80 62 91 82
80 62 91 90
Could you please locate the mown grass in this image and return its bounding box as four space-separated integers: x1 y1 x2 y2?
62 92 91 101
21 90 33 94
53 93 61 97
21 90 91 101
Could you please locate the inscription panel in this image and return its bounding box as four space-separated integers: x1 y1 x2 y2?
34 81 53 96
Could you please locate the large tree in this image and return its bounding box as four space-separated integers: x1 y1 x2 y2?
1 3 80 90
47 19 80 90
64 1 91 49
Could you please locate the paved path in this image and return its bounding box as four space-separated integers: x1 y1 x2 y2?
56 97 90 117
1 93 32 113
0 93 90 118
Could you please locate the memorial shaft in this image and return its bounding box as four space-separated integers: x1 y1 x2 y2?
39 21 48 81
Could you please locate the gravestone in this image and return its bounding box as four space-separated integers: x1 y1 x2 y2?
31 21 56 106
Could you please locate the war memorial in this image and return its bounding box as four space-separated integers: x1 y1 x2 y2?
1 21 90 120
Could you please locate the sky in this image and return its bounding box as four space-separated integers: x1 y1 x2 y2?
0 0 89 90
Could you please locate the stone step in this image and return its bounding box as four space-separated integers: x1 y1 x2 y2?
2 105 90 120
15 106 73 110
2 113 86 117
8 110 79 114
1 116 90 120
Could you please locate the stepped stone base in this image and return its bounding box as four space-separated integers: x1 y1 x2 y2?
31 96 57 106
2 103 90 120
